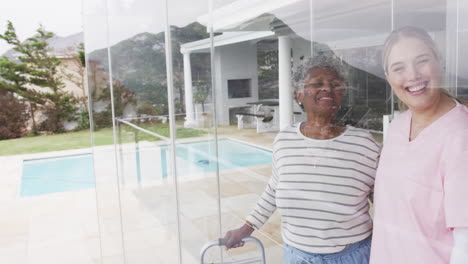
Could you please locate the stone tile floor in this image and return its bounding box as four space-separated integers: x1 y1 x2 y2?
0 126 283 264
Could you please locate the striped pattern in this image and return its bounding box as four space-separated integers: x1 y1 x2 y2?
246 124 380 254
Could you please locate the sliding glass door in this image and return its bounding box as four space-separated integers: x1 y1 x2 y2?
82 0 465 263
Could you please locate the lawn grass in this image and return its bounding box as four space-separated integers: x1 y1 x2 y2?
0 123 206 156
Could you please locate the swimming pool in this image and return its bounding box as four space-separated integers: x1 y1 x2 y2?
161 138 272 178
20 139 271 196
21 154 95 197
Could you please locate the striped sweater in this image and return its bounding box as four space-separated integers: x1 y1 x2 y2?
246 124 381 254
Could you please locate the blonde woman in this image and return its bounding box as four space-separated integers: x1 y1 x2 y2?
370 26 468 264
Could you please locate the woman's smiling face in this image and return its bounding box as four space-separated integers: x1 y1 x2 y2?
297 67 345 117
385 37 442 112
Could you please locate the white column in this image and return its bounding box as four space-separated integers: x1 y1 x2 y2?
183 52 196 127
278 36 293 130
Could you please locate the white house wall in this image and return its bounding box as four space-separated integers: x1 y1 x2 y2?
215 41 259 125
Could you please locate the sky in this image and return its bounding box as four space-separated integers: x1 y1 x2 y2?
82 0 210 51
0 0 221 54
0 0 83 54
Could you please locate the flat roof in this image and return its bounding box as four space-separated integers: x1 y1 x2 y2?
180 31 275 53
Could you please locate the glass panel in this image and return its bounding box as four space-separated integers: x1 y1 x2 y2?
84 0 218 263
0 1 96 263
392 0 450 101
316 1 392 133
82 0 126 263
81 1 464 263
457 1 468 99
205 0 394 263
103 0 182 263
167 1 222 263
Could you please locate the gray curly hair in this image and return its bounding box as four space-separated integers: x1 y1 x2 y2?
292 53 350 92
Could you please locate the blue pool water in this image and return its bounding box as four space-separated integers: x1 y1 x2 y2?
20 139 270 196
21 154 95 197
161 139 272 177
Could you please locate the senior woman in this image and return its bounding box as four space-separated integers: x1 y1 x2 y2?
224 54 381 264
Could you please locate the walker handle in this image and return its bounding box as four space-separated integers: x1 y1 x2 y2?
200 236 266 264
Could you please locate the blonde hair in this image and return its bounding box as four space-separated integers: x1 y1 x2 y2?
382 26 468 109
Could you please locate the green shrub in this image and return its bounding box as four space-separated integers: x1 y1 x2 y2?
0 92 29 139
92 110 113 130
76 110 91 130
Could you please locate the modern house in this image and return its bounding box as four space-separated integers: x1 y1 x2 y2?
180 0 466 133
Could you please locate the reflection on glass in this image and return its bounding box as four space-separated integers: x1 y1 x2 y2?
81 0 468 263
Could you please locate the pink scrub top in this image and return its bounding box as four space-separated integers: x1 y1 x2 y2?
370 104 468 264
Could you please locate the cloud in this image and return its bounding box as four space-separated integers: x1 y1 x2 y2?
0 0 82 54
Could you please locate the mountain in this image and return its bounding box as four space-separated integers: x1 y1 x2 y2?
2 32 83 62
88 22 211 110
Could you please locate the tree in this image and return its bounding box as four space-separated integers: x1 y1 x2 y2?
193 80 210 113
0 21 78 133
112 79 136 117
91 80 136 129
87 59 137 129
87 59 109 100
60 43 87 109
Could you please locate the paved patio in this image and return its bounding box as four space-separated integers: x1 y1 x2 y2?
0 148 101 264
0 126 283 264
